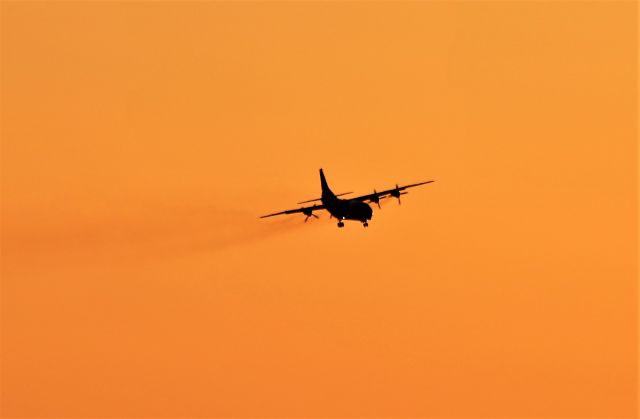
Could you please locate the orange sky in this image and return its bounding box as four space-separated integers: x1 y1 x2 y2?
1 1 637 417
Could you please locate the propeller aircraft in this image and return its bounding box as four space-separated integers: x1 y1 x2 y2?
260 169 434 228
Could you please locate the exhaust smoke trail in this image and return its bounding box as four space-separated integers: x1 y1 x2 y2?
3 204 322 272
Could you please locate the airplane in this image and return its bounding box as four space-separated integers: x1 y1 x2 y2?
260 169 434 228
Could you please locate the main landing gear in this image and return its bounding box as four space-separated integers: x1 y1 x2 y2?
336 221 369 228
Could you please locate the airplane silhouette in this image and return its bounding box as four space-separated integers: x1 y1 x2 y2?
260 169 434 228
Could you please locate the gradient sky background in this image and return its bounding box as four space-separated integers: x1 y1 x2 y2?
1 1 637 417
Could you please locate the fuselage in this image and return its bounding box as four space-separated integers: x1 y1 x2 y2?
321 194 373 222
320 170 373 223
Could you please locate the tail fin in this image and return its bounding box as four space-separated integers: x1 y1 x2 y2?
319 168 336 198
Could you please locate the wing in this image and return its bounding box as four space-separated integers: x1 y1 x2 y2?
351 180 435 203
259 203 326 219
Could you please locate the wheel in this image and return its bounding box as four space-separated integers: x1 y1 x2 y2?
337 221 344 228
363 222 368 227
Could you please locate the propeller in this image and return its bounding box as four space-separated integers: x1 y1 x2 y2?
302 207 319 223
370 189 381 209
390 184 408 205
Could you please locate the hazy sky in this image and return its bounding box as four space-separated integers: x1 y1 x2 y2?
1 1 637 417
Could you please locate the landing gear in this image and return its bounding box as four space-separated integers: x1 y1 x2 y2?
363 222 369 228
337 221 345 228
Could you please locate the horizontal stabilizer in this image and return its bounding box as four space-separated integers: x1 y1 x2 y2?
297 191 352 204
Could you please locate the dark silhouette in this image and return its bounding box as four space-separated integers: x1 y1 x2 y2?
260 169 434 228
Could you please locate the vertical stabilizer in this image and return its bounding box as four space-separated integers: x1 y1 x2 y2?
319 168 336 198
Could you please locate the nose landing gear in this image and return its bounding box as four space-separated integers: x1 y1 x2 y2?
337 221 345 228
363 222 369 228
